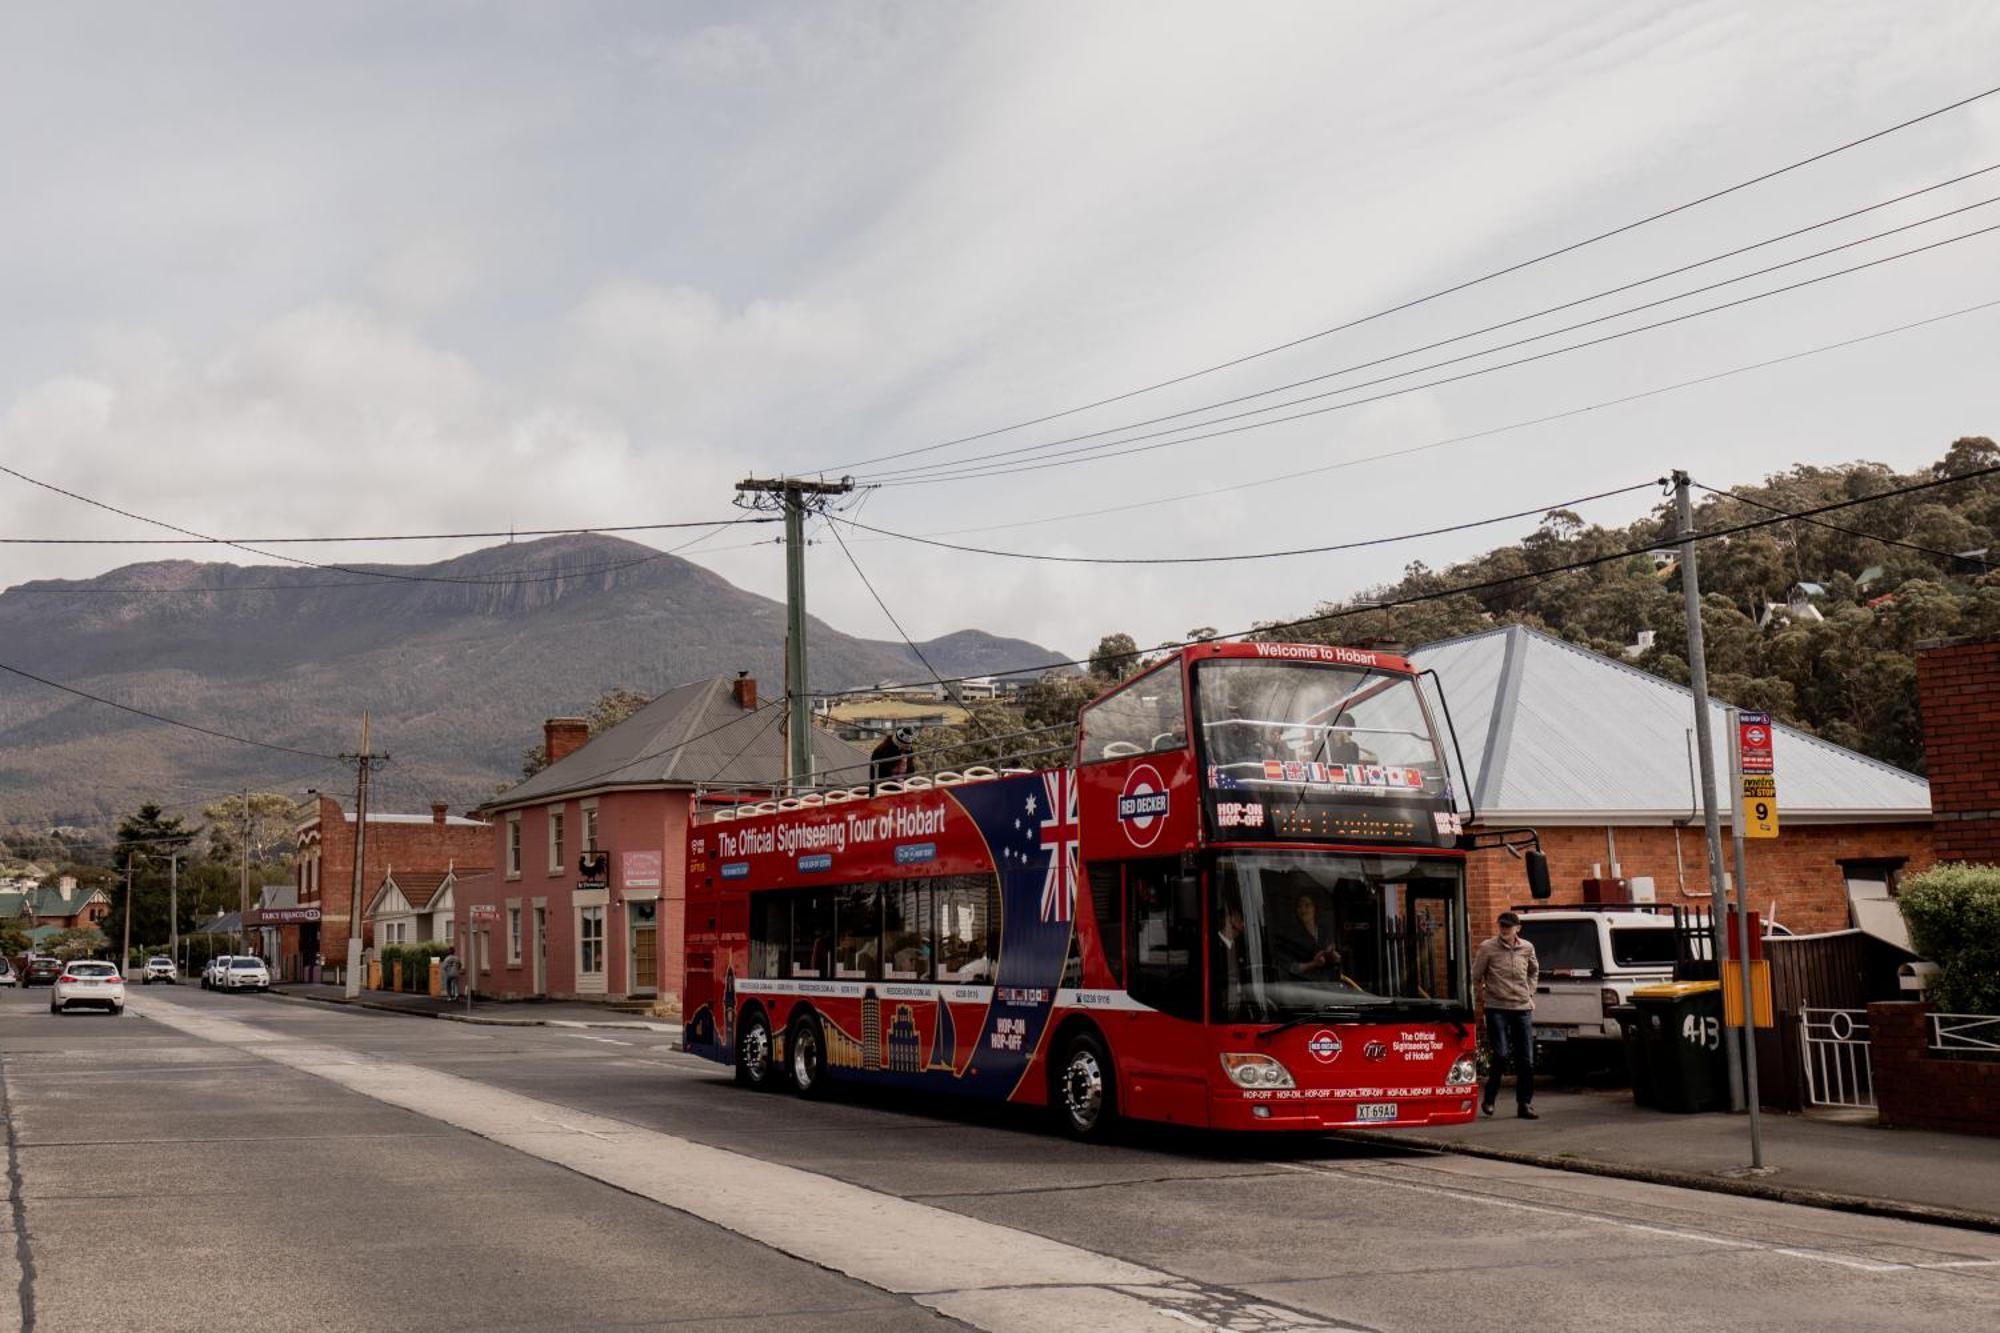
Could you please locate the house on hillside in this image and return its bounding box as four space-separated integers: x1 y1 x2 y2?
462 672 870 1010
1412 624 1933 940
0 877 113 931
1755 581 1828 630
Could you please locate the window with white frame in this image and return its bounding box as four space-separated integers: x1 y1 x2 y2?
508 906 522 964
506 815 522 878
548 808 566 874
582 801 599 852
479 928 491 972
579 905 604 975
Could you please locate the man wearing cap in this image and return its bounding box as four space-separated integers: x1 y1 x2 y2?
1471 911 1540 1119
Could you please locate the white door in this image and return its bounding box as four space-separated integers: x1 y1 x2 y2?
532 906 547 996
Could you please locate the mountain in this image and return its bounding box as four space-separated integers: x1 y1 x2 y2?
0 534 1068 828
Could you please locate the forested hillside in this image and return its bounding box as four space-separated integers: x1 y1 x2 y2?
1285 438 2000 772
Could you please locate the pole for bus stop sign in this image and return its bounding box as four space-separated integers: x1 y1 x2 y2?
1725 706 1767 1171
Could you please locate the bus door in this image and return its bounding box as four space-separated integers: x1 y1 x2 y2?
1110 856 1210 1127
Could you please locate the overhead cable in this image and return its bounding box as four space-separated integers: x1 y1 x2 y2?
819 82 2000 473
861 184 2000 482
871 219 2000 485
813 462 2000 700
884 220 2000 486
828 482 1656 565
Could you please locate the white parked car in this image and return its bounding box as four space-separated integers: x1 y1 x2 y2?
222 957 271 992
51 960 126 1015
1516 908 1680 1062
202 956 233 989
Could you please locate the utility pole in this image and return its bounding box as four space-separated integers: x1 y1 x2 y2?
1673 470 1745 1110
168 848 180 969
120 859 134 980
237 786 250 956
734 475 855 791
1724 706 1767 1169
341 713 386 999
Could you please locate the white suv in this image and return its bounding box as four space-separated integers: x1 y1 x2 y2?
222 957 271 992
1515 909 1680 1061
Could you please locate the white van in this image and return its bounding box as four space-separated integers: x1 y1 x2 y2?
1515 909 1680 1061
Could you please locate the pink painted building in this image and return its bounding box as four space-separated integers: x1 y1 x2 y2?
462 673 869 1008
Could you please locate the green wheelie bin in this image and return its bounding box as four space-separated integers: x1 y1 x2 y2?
1629 981 1728 1113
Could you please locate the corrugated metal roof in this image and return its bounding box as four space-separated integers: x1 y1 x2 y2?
488 674 873 810
1412 625 1929 821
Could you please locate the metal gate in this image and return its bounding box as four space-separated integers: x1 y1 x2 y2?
1800 1007 1874 1108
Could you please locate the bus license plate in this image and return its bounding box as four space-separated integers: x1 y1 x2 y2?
1355 1103 1398 1123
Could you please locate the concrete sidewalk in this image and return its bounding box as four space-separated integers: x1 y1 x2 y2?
1346 1085 2000 1232
269 981 678 1032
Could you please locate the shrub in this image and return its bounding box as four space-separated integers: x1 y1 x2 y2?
1898 863 2000 1015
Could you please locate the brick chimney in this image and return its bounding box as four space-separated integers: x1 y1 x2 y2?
732 671 757 710
431 801 449 825
1916 637 2000 861
544 717 589 765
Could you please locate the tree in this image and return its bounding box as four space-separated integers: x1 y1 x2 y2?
201 792 305 868
103 804 197 953
0 918 30 960
1088 634 1142 682
520 685 656 777
46 926 106 962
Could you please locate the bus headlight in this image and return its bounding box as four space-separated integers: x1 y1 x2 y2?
1446 1054 1479 1086
1220 1053 1296 1089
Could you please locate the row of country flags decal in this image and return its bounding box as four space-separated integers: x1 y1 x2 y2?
1260 760 1426 788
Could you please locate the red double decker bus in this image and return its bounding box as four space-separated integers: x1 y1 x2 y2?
683 641 1496 1137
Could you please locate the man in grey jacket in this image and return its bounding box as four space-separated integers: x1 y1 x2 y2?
1471 911 1540 1119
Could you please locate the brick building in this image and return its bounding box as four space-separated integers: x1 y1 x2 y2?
286 795 489 983
1915 637 2000 863
0 877 112 932
1413 626 1934 935
461 673 869 1009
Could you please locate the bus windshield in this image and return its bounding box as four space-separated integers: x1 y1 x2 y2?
1196 659 1445 791
1211 850 1466 1023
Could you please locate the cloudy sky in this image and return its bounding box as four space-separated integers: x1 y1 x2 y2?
4 1 1999 662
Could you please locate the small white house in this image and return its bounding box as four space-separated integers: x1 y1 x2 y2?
367 866 481 947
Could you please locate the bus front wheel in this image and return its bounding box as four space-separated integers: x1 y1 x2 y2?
789 1014 829 1098
736 1009 779 1090
1056 1032 1117 1140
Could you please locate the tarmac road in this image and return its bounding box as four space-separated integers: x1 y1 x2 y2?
4 984 1998 1332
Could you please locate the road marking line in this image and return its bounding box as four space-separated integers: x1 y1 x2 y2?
1282 1161 1983 1276
131 997 1358 1333
572 1035 633 1046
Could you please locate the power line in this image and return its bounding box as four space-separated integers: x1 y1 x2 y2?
1693 482 1994 568
812 462 2000 701
872 218 2000 485
0 462 760 588
835 295 2000 542
862 183 2000 482
829 481 1655 565
821 516 1000 737
0 660 341 759
819 82 2000 474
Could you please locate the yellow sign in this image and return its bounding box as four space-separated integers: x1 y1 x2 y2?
1741 779 1780 838
1721 959 1775 1028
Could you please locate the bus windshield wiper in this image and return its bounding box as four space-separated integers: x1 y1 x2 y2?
1255 1007 1370 1040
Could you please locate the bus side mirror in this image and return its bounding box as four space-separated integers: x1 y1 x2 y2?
1525 850 1552 900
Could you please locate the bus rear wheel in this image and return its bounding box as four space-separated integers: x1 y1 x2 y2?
789 1014 829 1098
736 1009 778 1090
1055 1032 1117 1140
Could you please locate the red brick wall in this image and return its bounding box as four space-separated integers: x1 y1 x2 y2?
1915 640 2000 862
298 794 490 948
1870 1001 2000 1137
1467 821 1935 936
